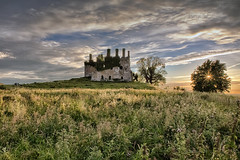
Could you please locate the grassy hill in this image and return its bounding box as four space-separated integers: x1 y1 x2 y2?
0 87 239 159
21 77 154 90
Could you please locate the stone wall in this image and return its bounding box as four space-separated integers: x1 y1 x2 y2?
84 65 96 77
84 48 133 82
91 66 132 82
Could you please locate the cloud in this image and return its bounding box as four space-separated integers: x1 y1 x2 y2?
1 0 239 46
168 28 240 44
0 1 163 42
45 46 98 68
1 0 240 39
164 1 240 44
0 71 44 80
0 51 15 59
166 75 190 79
41 41 61 48
166 49 240 66
228 63 240 69
227 68 240 81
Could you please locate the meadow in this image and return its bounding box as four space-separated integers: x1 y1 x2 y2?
0 86 240 159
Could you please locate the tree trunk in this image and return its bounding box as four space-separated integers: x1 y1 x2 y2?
145 76 149 83
149 74 153 84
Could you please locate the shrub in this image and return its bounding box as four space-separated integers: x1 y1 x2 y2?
0 85 7 90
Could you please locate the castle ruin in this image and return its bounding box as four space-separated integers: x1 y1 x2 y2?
84 48 133 82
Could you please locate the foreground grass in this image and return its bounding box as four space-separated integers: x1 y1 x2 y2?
20 77 154 90
0 88 240 159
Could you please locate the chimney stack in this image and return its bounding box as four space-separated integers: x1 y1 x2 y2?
122 48 125 57
107 49 111 57
115 49 119 57
89 54 92 61
128 51 130 58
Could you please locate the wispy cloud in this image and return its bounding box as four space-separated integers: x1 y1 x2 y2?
166 75 190 79
41 41 61 48
45 46 98 68
0 71 43 80
166 49 240 66
168 28 240 44
228 62 240 69
0 51 15 59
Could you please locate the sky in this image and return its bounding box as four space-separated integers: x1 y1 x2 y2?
0 0 240 93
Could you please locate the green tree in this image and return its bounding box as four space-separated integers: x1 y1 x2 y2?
137 57 166 84
191 59 231 92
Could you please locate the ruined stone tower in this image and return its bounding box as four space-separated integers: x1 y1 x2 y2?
84 48 133 82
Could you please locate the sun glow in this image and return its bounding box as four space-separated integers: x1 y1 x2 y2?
206 75 211 79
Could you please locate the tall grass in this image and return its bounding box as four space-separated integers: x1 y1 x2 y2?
0 88 239 159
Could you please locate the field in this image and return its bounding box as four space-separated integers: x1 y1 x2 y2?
0 85 240 159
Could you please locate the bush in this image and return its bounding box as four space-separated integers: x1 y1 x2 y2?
0 85 7 90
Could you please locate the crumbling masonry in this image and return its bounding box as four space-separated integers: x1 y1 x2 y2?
84 48 133 81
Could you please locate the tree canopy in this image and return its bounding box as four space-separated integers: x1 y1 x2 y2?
137 57 166 84
191 59 231 92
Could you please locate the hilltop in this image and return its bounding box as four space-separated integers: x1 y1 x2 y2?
19 77 154 90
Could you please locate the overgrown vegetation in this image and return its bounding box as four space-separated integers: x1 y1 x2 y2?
0 88 239 159
20 77 154 90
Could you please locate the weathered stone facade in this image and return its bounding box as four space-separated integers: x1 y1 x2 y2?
84 48 133 82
